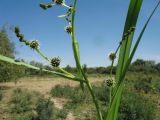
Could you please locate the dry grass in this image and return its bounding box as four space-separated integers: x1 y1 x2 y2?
0 76 105 94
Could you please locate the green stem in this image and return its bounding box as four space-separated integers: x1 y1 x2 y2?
109 60 114 107
109 87 112 106
71 1 103 119
35 48 73 75
36 48 50 62
86 80 103 120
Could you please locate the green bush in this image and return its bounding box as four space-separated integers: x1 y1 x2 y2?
10 88 58 120
10 88 36 120
51 84 110 106
70 87 91 104
50 85 75 98
10 88 33 113
11 112 36 120
56 108 68 120
51 84 156 120
118 91 156 120
94 85 109 104
36 97 56 120
134 76 153 93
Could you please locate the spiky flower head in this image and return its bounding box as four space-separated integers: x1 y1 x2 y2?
65 25 72 34
108 52 116 61
104 78 115 87
51 57 61 67
53 0 64 5
30 40 40 49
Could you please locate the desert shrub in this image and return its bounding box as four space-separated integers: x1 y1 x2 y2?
51 85 91 105
36 97 56 120
134 76 153 93
118 91 156 120
10 88 36 120
70 87 91 104
10 88 57 120
50 85 75 98
11 112 36 120
51 84 110 105
56 108 68 120
51 84 156 120
10 88 33 113
94 85 109 104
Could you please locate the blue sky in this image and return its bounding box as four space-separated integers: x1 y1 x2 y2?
0 0 160 67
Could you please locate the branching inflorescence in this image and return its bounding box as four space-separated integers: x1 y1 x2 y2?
0 0 159 120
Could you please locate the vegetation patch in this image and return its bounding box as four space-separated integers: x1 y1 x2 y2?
10 88 57 120
50 81 157 120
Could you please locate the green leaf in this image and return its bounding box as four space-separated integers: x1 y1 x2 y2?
115 0 143 85
106 0 143 120
118 0 160 89
0 54 39 70
106 1 160 120
106 83 124 120
0 54 85 83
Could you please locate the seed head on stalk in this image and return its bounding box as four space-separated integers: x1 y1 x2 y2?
104 78 116 87
51 57 61 67
39 3 53 10
108 52 116 61
30 40 40 49
65 24 72 34
53 0 64 5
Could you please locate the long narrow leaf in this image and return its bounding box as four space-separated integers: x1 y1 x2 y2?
118 0 160 90
106 1 160 120
0 54 85 82
106 0 143 120
115 0 143 84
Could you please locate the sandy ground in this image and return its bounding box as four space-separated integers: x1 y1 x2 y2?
0 76 104 94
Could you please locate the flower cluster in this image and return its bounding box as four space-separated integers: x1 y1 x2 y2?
30 40 40 49
39 4 53 10
65 25 72 34
14 27 40 50
51 57 61 67
104 78 116 87
40 0 67 11
53 0 64 5
108 52 116 61
39 0 73 35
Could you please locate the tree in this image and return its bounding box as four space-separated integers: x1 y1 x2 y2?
0 27 24 82
0 29 15 57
